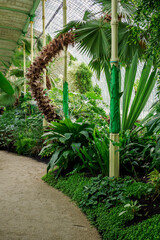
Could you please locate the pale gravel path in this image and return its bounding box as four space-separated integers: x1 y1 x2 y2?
0 151 101 240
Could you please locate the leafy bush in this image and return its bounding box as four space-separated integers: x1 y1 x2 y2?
15 135 37 156
148 169 160 199
79 175 132 209
0 103 43 156
76 129 109 176
74 62 93 93
119 130 157 177
144 104 160 170
49 87 109 130
41 119 95 177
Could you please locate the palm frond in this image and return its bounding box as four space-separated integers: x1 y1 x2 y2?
92 0 136 19
46 34 52 44
75 19 110 59
10 69 24 78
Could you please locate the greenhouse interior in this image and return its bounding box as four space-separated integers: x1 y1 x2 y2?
0 0 160 239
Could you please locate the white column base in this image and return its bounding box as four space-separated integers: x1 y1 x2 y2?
109 133 119 177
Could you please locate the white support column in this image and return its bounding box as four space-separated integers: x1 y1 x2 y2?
42 0 47 126
30 18 34 64
63 0 67 84
23 41 26 94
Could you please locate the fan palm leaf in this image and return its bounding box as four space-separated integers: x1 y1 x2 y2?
92 0 136 20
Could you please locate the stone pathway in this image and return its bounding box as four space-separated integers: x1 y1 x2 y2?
0 151 101 240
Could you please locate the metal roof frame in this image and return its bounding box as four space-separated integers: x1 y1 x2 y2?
0 0 41 75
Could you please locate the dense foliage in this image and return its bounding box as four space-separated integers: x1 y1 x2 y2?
74 63 93 93
40 119 109 177
0 94 43 156
42 172 160 240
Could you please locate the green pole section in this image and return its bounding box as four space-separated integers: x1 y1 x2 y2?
63 0 69 118
109 0 120 178
63 81 69 118
110 64 120 133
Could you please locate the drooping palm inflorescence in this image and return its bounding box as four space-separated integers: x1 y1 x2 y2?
26 32 75 121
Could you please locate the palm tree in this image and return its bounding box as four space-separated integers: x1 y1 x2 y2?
57 1 157 130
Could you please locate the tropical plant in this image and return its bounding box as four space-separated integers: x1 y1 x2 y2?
79 175 132 209
126 0 160 67
93 0 136 20
122 55 157 130
40 119 95 177
119 200 142 217
14 134 37 156
49 86 109 129
0 100 43 154
58 6 156 130
148 169 160 200
76 129 109 176
119 130 157 177
74 62 93 93
0 71 14 95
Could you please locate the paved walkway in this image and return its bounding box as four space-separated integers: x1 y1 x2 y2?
0 151 101 240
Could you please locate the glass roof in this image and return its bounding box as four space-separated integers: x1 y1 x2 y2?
0 0 41 75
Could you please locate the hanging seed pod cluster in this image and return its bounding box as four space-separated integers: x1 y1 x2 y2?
26 32 75 121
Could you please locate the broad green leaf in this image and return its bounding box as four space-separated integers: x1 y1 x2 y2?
122 53 138 130
0 72 14 95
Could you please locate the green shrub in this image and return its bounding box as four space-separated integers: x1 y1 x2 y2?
14 135 37 156
119 130 156 177
0 105 43 155
41 119 95 177
76 129 109 176
79 175 133 209
75 63 93 93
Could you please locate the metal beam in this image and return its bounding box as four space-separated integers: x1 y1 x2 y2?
0 55 12 58
0 6 29 15
0 48 14 52
23 0 41 33
0 38 17 43
0 26 22 32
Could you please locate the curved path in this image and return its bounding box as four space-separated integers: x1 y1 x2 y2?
0 151 101 240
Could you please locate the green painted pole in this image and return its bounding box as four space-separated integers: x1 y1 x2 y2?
109 0 120 177
63 0 69 119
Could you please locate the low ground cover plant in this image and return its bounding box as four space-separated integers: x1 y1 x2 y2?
42 172 160 240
